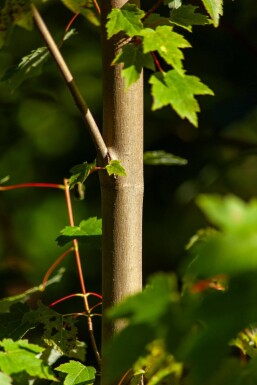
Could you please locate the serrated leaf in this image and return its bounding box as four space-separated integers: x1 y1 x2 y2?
106 4 145 39
143 14 171 29
105 160 127 176
149 70 214 126
144 151 187 166
69 161 96 189
0 339 57 380
170 5 210 32
0 303 34 340
60 0 100 26
141 26 191 74
56 217 102 246
201 0 223 27
56 361 95 385
27 302 79 356
113 43 155 88
1 29 76 89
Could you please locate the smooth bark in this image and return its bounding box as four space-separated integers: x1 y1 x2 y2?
100 0 143 382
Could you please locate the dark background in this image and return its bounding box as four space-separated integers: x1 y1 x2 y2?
0 0 256 317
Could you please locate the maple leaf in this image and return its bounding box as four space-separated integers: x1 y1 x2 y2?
201 0 223 27
106 4 145 38
141 26 191 75
113 43 154 88
149 70 214 126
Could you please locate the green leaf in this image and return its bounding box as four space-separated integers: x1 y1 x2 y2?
149 70 214 127
0 339 57 381
0 303 34 340
105 160 127 176
113 43 155 88
143 14 171 29
0 176 10 185
170 5 210 32
60 0 100 26
144 151 187 166
141 26 191 75
56 361 96 385
201 0 223 27
0 372 12 385
1 30 76 89
27 302 79 356
69 161 96 189
56 217 102 246
196 194 257 233
106 4 145 39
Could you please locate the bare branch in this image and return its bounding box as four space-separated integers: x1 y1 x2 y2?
31 4 109 162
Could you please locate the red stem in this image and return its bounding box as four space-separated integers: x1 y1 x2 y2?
142 0 164 22
151 51 164 72
0 182 64 191
42 247 74 287
50 293 84 307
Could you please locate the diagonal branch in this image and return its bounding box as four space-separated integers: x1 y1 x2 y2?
31 4 109 163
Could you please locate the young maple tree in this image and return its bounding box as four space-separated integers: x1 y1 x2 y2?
0 0 227 384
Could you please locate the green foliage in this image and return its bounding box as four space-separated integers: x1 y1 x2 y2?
143 151 187 166
105 160 127 177
56 360 96 385
201 0 223 27
56 217 102 246
106 1 221 126
149 70 214 126
0 338 57 381
69 161 96 189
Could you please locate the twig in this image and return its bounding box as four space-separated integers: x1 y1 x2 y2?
31 4 109 163
64 179 102 368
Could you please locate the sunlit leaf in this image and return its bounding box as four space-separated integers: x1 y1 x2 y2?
149 70 214 127
56 217 102 246
105 160 126 176
144 151 187 166
0 339 57 380
0 372 12 385
201 0 223 27
106 4 145 38
56 361 95 385
141 26 191 75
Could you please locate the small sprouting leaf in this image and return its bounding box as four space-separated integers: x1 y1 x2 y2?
170 5 210 31
113 43 155 88
69 161 96 189
201 0 223 27
144 151 187 166
0 176 10 185
60 0 100 26
105 160 127 177
106 4 145 39
56 361 96 385
56 217 102 246
149 70 214 127
0 339 57 381
141 26 191 75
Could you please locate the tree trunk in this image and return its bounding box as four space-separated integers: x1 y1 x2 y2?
100 0 143 381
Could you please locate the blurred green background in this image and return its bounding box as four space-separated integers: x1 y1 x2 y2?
0 0 257 308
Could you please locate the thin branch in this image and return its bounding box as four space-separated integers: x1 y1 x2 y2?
142 0 164 22
64 179 102 368
31 4 109 163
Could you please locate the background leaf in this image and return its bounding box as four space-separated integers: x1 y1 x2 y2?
143 151 187 166
56 217 102 246
170 5 210 31
56 360 95 385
